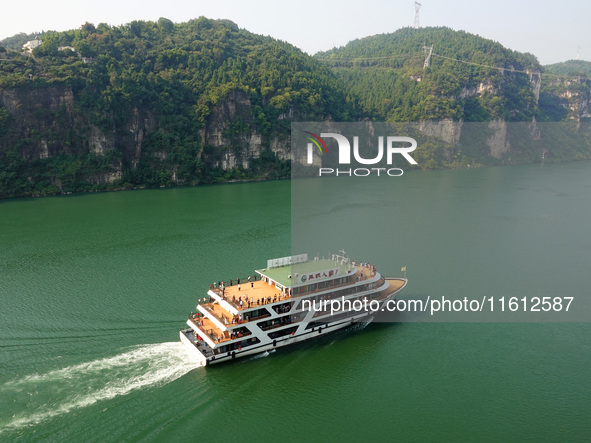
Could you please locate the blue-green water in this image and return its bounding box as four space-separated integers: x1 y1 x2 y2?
1 164 590 441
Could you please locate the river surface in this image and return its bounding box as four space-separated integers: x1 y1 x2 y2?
1 162 590 441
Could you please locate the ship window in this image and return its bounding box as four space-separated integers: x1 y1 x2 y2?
257 312 305 331
219 337 261 353
238 307 272 322
267 325 298 339
272 301 293 314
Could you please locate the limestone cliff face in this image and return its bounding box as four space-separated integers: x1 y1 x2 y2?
126 107 158 166
459 80 498 99
486 119 510 158
544 76 591 120
564 79 591 120
412 70 577 161
0 86 155 165
200 89 290 171
415 119 462 145
529 71 542 103
1 69 589 192
0 85 295 192
0 86 76 159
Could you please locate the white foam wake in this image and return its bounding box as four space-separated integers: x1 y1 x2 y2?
1 342 201 432
248 349 276 361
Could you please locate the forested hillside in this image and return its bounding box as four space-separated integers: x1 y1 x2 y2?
0 18 356 198
545 60 591 78
315 27 542 122
1 21 591 198
315 27 591 168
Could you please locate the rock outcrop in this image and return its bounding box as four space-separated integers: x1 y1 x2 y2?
200 89 290 171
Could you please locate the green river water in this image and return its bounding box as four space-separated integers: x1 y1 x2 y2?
1 162 590 441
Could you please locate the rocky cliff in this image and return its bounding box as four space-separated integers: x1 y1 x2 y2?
0 83 297 197
200 89 291 171
409 69 591 164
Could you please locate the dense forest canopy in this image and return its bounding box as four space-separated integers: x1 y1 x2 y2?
544 60 591 78
0 17 357 198
315 27 543 122
1 18 354 119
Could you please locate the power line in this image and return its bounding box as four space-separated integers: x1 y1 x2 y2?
316 49 584 81
315 53 423 62
429 53 587 80
430 52 532 74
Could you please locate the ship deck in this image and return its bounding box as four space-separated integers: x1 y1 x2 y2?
385 278 406 292
212 264 376 312
216 279 291 311
188 316 242 344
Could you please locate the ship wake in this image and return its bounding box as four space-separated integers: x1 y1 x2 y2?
0 342 201 432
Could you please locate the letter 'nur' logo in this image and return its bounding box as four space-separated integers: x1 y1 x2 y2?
304 132 418 165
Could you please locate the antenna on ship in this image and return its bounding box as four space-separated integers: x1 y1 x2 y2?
414 2 422 29
333 249 349 266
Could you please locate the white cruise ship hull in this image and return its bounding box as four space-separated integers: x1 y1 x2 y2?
180 271 407 366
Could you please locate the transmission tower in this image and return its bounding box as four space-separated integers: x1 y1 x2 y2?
414 2 422 29
423 44 433 68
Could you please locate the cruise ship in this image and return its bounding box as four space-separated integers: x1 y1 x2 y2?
180 252 407 366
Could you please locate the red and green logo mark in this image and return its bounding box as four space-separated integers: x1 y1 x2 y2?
303 131 328 155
